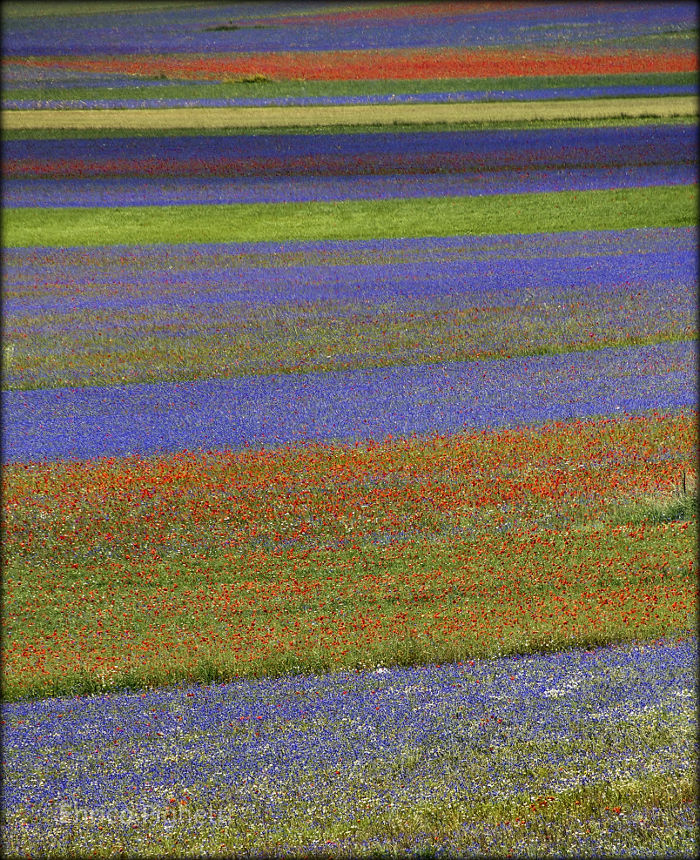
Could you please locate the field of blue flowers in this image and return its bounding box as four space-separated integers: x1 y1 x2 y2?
4 638 696 856
2 2 697 856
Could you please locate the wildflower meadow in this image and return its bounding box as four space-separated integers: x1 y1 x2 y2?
1 2 697 856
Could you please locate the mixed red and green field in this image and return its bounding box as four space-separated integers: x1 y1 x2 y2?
1 1 698 856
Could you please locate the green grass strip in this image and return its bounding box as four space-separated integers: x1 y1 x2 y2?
3 518 696 701
3 185 696 248
4 116 695 141
4 72 696 102
1 0 195 16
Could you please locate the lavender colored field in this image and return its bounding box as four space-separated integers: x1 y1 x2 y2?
5 125 695 180
5 235 694 313
5 227 695 298
2 341 696 464
2 636 695 856
3 1 695 57
2 228 696 391
4 83 696 111
3 250 691 326
4 163 696 208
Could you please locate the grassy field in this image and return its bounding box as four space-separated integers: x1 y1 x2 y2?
4 518 695 702
1 0 195 15
3 95 698 131
4 72 697 103
2 2 697 855
4 413 696 701
4 184 696 247
6 321 693 393
5 115 697 141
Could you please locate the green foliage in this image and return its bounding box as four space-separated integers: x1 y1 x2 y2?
611 489 698 525
3 115 696 142
3 185 696 248
4 72 696 102
3 518 695 701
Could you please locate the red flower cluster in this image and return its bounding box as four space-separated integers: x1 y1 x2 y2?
7 48 695 82
2 412 696 697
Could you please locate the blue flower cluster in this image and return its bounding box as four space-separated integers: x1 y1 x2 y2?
2 1 694 56
5 228 695 312
4 83 695 112
2 636 695 855
6 124 695 174
6 227 694 285
4 164 695 208
2 341 695 463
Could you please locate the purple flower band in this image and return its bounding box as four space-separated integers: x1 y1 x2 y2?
3 84 694 111
2 341 696 464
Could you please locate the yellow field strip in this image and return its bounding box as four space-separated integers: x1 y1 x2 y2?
2 95 697 130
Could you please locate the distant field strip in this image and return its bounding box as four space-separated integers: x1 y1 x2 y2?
3 342 695 463
3 229 696 391
3 185 696 247
3 96 697 130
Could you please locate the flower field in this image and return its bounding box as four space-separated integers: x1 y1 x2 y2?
1 1 698 856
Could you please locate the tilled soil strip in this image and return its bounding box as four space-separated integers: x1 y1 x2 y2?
2 96 697 130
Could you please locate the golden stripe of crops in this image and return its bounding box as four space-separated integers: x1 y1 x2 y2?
2 95 697 130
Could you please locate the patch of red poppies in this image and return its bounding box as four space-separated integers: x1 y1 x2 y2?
7 48 695 82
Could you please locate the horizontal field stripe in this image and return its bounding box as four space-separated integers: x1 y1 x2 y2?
5 117 696 142
2 341 695 463
4 72 696 100
3 167 694 208
4 123 695 207
9 49 695 79
7 124 694 177
4 85 697 111
6 124 695 177
3 639 695 819
4 228 695 391
2 96 698 131
3 186 696 247
6 228 694 295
